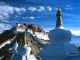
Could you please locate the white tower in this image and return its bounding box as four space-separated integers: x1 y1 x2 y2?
11 32 32 60
38 9 80 60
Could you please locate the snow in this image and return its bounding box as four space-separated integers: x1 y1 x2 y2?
35 32 49 40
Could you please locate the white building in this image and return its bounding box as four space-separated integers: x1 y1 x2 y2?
38 9 80 60
16 23 26 32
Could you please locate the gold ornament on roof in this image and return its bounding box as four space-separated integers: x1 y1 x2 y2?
56 9 63 27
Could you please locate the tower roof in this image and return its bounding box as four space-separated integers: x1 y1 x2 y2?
56 9 63 28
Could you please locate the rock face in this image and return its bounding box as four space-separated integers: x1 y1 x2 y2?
38 9 80 60
0 30 15 44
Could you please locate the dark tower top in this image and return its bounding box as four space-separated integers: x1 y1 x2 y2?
56 9 63 27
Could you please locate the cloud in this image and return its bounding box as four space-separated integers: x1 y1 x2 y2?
28 7 37 11
70 30 80 36
28 6 52 12
14 7 26 15
0 2 26 22
23 16 44 20
47 6 52 11
0 23 11 33
29 16 35 19
65 5 74 10
25 16 35 20
37 6 45 11
28 6 45 12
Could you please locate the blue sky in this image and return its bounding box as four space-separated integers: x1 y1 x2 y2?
0 0 80 45
0 0 80 32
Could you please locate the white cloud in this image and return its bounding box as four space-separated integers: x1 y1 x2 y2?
66 5 70 7
0 23 11 33
0 2 26 22
65 5 74 10
28 6 53 12
29 16 35 19
28 6 45 12
70 30 80 36
1 19 9 22
28 7 37 11
25 16 35 20
37 6 45 11
23 16 43 20
0 5 13 22
47 6 52 11
14 7 26 14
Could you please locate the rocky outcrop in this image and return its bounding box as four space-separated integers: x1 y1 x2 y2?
0 30 15 44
